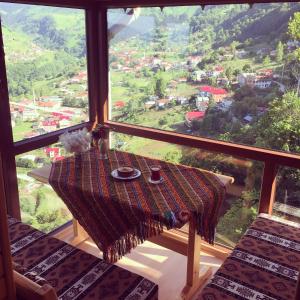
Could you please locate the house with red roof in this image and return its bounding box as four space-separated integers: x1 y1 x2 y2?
114 101 125 109
206 66 224 77
41 120 59 132
38 101 60 109
51 112 71 121
44 147 62 159
199 86 228 102
185 111 205 127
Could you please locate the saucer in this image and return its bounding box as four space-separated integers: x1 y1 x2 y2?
148 177 164 184
111 168 141 181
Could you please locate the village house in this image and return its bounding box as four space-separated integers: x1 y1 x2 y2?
178 77 187 83
51 112 71 120
38 101 60 110
176 97 189 105
192 70 206 82
243 114 253 123
114 101 125 109
185 111 205 127
196 96 209 111
75 91 88 100
44 147 64 160
217 99 233 112
238 73 256 86
155 98 169 110
255 76 273 89
287 39 300 51
10 110 19 122
199 86 228 102
187 55 203 67
221 53 234 60
217 77 229 86
206 66 224 78
39 96 63 104
144 100 156 109
40 120 59 132
24 131 38 139
258 69 273 77
238 73 272 89
20 108 39 121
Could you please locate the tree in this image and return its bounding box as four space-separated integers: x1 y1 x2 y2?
225 67 233 81
242 64 252 72
153 21 168 54
253 92 300 205
288 12 300 61
288 12 300 41
154 72 167 98
276 41 284 63
263 55 271 65
255 91 300 153
230 41 239 58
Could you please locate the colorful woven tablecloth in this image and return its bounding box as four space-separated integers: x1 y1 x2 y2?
49 148 226 262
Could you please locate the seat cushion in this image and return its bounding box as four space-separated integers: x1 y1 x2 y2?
8 216 158 300
198 215 300 300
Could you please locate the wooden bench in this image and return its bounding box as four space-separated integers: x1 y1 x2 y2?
7 215 158 300
197 214 300 300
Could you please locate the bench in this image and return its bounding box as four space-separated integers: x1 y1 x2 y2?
197 214 300 300
7 215 158 300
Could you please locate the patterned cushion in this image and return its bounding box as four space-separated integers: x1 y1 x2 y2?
7 216 158 300
198 215 300 300
13 262 50 286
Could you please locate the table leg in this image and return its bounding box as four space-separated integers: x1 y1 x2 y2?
72 219 89 244
181 218 212 300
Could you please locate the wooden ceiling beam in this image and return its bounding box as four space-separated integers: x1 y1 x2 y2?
0 0 295 9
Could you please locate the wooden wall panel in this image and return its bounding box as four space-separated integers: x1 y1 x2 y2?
0 156 16 299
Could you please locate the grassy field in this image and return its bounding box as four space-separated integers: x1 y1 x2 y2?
13 122 34 141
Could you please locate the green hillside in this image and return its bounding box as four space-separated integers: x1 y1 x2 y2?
2 25 46 62
0 3 85 57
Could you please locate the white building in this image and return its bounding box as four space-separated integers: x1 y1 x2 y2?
238 73 272 89
196 96 209 111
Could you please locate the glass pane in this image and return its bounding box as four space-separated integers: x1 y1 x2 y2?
273 166 300 223
16 144 72 233
111 132 262 248
108 3 300 156
1 3 88 142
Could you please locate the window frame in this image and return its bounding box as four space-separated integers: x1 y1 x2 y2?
0 0 298 231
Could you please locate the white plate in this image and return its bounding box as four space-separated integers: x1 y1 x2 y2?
148 177 164 184
111 168 141 181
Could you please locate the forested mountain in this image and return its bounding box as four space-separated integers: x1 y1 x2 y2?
1 2 300 57
0 3 85 57
189 3 300 49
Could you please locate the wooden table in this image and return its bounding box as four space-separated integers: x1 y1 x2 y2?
28 164 233 300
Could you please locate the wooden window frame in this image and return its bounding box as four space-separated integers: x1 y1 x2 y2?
0 0 298 228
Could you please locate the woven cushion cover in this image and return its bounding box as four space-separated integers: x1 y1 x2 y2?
8 216 158 300
198 215 300 300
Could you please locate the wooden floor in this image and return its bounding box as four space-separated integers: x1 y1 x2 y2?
77 238 223 300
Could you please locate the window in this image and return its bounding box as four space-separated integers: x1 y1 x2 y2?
1 3 88 142
108 3 300 156
111 133 262 247
273 166 300 223
16 144 72 233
